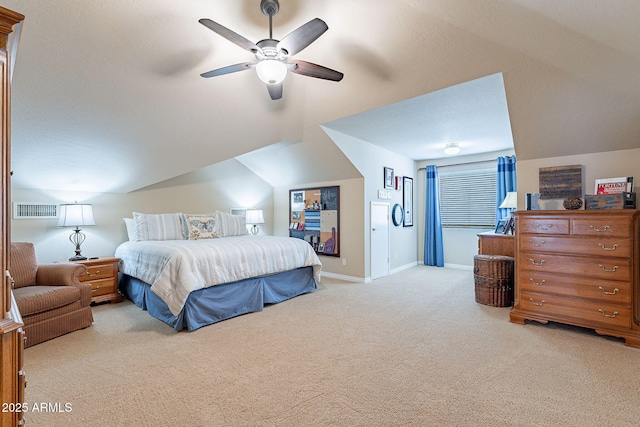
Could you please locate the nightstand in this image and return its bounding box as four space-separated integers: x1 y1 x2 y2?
74 257 123 305
477 231 515 257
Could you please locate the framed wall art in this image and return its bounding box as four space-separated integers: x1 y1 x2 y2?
289 186 340 256
403 176 413 227
384 167 394 189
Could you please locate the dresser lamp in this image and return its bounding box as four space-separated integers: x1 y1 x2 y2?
499 192 518 210
245 209 265 235
58 203 95 261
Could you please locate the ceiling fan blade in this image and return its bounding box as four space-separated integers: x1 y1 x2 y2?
277 18 328 56
290 60 344 81
267 83 283 100
200 62 255 78
199 18 261 54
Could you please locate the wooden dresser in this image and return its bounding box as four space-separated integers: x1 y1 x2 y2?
510 210 640 347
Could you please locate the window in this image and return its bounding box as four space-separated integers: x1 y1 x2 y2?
439 169 497 228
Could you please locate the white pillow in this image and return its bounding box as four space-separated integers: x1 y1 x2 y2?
123 218 136 241
133 212 186 241
183 214 217 240
215 211 249 237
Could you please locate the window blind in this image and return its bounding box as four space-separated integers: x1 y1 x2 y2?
439 170 497 228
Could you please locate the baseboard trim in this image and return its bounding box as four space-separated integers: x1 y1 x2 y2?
319 272 366 283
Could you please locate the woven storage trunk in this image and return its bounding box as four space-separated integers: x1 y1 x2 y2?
473 254 514 307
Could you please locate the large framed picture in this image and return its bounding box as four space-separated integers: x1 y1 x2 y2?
403 176 413 227
384 167 394 189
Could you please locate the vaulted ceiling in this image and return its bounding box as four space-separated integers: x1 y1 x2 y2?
5 0 640 193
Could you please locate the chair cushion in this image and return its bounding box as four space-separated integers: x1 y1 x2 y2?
10 242 38 288
13 285 82 317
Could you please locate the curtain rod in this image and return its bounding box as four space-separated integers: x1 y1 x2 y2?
418 159 495 171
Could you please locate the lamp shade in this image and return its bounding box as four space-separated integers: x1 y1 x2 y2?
255 60 287 85
58 203 96 227
444 142 460 155
499 192 518 209
245 209 265 225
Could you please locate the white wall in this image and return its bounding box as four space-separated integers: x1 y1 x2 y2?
517 148 640 211
11 159 273 263
322 127 418 280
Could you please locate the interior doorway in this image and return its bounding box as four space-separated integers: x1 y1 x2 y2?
370 202 390 280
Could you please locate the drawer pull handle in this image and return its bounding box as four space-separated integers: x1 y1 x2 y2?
529 258 546 266
529 278 546 286
598 264 619 273
598 243 618 251
598 286 619 295
529 239 545 247
535 224 553 231
91 286 100 293
87 270 101 277
590 225 610 232
529 298 545 306
598 309 619 318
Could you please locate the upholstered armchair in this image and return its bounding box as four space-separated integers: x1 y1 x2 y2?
10 242 93 348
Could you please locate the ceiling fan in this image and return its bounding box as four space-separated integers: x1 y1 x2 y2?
199 0 344 100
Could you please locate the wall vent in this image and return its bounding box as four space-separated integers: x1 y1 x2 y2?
13 202 58 219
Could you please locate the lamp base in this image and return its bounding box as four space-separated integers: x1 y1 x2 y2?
250 225 259 235
69 255 87 261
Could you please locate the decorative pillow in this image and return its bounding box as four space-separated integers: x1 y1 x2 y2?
123 218 136 241
183 214 217 240
133 212 186 241
215 211 249 237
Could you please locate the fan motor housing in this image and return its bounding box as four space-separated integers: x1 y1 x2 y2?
260 0 279 16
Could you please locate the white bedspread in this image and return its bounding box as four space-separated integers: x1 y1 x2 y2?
115 236 322 316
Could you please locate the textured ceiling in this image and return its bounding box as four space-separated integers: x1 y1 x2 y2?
4 0 640 193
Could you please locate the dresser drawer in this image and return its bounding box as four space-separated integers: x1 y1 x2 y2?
79 263 116 282
519 271 630 304
518 218 569 235
520 291 631 328
520 236 631 258
572 218 631 237
519 253 631 281
90 278 116 297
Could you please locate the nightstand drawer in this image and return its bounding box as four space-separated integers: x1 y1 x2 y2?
90 278 116 297
79 263 116 282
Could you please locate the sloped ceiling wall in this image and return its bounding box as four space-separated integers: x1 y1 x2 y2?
4 0 640 194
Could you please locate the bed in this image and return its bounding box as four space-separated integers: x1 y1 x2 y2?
115 212 322 331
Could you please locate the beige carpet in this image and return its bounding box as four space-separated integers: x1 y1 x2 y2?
23 266 640 426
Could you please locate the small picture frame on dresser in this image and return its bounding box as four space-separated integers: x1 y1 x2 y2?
495 219 507 234
503 216 515 235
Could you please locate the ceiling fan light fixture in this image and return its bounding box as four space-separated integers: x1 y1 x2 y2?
444 142 460 155
256 59 288 85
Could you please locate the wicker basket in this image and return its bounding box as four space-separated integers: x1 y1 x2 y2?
473 255 514 307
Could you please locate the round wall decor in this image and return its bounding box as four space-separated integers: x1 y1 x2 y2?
392 203 404 226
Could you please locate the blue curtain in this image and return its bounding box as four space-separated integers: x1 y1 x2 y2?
496 155 517 222
424 165 444 267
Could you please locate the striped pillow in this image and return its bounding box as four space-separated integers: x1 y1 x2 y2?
215 211 249 237
133 212 186 241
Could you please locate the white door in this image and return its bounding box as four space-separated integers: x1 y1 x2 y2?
371 202 390 279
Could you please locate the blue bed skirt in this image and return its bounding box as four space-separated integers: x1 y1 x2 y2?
119 266 317 331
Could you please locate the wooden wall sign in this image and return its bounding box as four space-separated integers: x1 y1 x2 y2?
538 165 583 199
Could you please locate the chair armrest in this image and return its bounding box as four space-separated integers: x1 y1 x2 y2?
36 263 87 287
